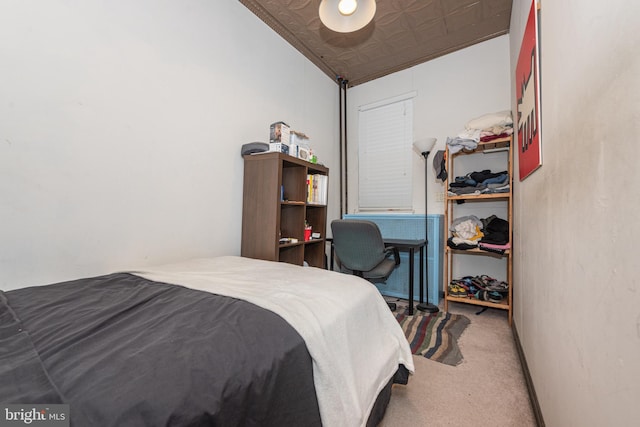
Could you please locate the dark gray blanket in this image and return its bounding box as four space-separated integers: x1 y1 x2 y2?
1 273 322 426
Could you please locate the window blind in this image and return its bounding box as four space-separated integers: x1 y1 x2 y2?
358 94 414 210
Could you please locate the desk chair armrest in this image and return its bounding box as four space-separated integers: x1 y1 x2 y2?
384 245 401 266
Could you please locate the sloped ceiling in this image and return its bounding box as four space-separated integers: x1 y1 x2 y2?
240 0 512 87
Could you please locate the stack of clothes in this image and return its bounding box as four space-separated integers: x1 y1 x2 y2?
446 110 514 154
448 169 510 196
447 214 510 254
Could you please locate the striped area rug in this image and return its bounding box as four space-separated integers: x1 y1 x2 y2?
395 310 470 366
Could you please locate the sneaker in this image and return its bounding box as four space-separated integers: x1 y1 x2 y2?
448 283 467 298
477 274 508 292
454 280 471 296
474 290 504 303
486 280 509 293
455 284 469 297
471 276 488 290
488 291 503 303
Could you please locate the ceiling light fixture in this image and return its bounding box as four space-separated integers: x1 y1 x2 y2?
319 0 376 33
338 0 357 16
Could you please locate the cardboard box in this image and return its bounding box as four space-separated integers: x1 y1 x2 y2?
270 121 290 144
290 131 309 147
269 143 289 155
297 147 310 161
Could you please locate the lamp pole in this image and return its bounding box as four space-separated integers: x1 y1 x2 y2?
417 149 439 313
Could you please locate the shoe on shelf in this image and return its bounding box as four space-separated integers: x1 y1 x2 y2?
453 280 471 296
479 274 496 285
477 274 509 292
488 291 503 303
448 283 467 298
486 280 509 293
475 290 504 303
471 276 488 290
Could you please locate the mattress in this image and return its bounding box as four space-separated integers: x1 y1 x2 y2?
1 256 414 426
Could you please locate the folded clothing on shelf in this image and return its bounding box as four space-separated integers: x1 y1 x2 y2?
448 215 510 250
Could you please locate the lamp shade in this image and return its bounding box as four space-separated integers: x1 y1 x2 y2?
414 138 437 155
319 0 377 33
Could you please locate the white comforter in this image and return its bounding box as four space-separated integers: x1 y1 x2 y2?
130 256 414 427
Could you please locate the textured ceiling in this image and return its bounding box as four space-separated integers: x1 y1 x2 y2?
240 0 512 87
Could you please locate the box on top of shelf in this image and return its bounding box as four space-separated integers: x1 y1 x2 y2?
269 142 289 154
289 144 299 158
298 147 310 161
270 121 290 144
290 130 309 146
290 130 311 161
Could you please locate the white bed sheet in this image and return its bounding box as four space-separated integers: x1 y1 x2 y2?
130 256 414 427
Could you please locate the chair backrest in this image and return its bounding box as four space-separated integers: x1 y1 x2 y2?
331 219 387 273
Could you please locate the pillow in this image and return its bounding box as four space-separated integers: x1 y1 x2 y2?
466 110 513 131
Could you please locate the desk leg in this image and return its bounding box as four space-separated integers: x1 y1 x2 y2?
417 242 439 313
330 243 334 271
408 248 414 315
419 245 424 304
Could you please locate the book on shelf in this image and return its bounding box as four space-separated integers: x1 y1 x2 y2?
306 174 328 205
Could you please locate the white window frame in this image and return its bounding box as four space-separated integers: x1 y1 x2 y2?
358 92 416 211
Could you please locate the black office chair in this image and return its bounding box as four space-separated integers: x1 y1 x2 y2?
330 219 400 311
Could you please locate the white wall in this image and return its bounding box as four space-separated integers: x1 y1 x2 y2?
510 1 640 426
0 0 340 290
346 35 511 215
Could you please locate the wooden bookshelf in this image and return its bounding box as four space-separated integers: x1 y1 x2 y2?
241 152 328 268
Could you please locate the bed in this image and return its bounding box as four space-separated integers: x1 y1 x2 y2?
1 256 414 426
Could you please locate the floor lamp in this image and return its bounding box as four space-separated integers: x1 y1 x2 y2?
415 138 440 313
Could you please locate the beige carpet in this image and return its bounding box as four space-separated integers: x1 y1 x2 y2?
380 299 536 427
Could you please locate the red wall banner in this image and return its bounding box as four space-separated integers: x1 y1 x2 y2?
515 1 542 180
